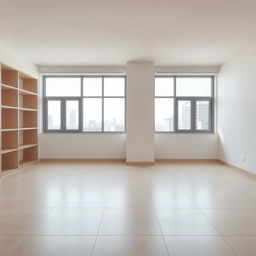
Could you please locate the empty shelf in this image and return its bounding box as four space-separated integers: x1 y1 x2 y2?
2 84 18 90
19 127 37 130
1 128 18 132
19 107 37 112
19 144 37 150
1 148 18 154
19 88 37 96
1 105 18 110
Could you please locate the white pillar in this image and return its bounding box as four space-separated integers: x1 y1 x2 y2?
126 61 155 164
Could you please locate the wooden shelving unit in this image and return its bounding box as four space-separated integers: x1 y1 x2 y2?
0 64 38 177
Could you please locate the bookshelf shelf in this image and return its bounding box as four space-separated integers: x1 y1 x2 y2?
19 88 37 96
19 107 37 112
2 84 18 90
0 64 38 177
1 148 18 154
19 127 37 131
19 144 37 150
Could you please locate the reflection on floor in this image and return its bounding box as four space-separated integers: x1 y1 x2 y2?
0 160 256 256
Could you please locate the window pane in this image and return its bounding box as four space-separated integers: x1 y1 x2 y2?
66 101 79 130
83 98 102 132
104 77 125 96
176 77 212 96
83 77 102 96
178 100 191 130
45 77 81 97
104 98 125 132
155 98 174 132
155 77 174 96
47 100 61 130
196 101 210 130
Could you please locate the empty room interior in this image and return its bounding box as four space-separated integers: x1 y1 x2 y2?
1 0 256 255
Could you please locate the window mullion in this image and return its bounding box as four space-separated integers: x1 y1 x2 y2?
102 76 104 132
174 97 178 132
80 76 83 133
61 99 66 132
79 98 82 132
44 98 47 132
191 99 196 132
210 98 213 132
174 76 177 132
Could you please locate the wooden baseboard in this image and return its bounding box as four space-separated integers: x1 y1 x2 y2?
155 158 219 163
218 159 256 177
40 158 155 166
39 158 220 166
126 161 155 166
39 158 125 163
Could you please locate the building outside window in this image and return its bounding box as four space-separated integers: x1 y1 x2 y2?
155 76 214 133
43 76 126 133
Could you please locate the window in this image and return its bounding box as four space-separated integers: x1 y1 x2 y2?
155 76 214 133
44 76 125 132
45 77 81 97
47 100 61 130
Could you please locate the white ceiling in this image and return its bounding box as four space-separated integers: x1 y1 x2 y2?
1 0 256 66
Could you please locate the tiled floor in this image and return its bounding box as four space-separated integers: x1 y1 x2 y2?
0 161 256 255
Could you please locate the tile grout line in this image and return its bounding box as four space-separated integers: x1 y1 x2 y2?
90 187 111 256
9 205 59 256
182 188 239 256
221 236 240 256
153 205 172 256
199 211 240 256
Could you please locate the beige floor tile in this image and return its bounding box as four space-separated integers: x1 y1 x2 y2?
106 188 196 209
106 188 155 208
202 209 256 235
224 236 256 256
185 188 256 208
93 236 169 256
156 209 218 235
12 236 95 256
57 188 110 208
153 188 197 208
34 208 104 235
99 209 162 235
0 195 62 209
110 173 177 188
0 236 25 256
165 236 235 256
0 161 256 254
0 209 52 235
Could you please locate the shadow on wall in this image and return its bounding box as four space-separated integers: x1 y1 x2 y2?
217 131 226 162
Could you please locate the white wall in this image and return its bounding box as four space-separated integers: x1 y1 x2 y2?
0 43 38 78
218 45 256 173
38 66 125 74
155 134 218 159
39 133 218 160
126 61 155 163
39 65 219 160
39 133 126 159
39 65 220 75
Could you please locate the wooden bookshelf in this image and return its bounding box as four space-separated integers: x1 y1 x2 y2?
0 64 38 177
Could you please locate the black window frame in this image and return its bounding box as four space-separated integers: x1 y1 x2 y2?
43 75 126 133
